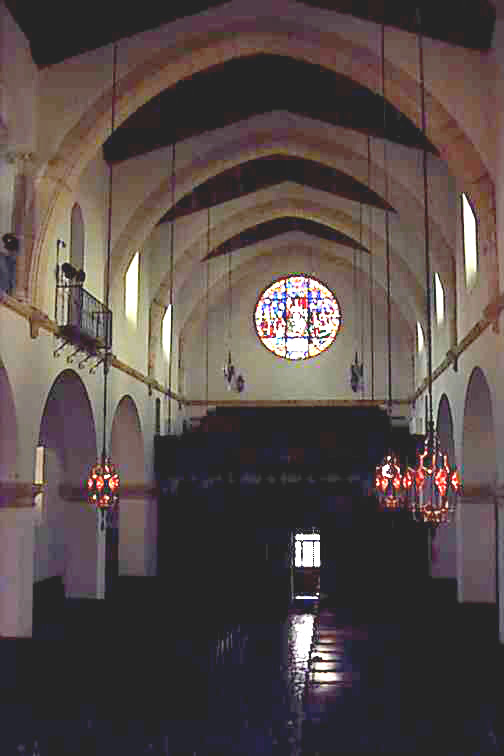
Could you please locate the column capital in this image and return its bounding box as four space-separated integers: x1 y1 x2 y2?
2 150 36 167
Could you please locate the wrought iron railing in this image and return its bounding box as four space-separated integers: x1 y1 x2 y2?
56 282 112 350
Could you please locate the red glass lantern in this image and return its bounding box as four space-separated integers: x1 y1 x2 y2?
87 458 120 530
407 432 461 527
375 454 407 511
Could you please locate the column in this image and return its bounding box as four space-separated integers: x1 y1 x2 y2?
0 507 36 637
0 146 16 237
5 150 35 302
119 488 157 577
456 491 496 604
494 487 504 644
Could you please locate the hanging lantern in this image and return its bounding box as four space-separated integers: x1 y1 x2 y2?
375 454 407 511
223 350 235 390
405 8 462 530
407 430 461 527
87 458 120 530
85 44 120 534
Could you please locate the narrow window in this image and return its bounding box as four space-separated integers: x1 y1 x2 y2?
125 251 139 326
462 193 478 288
417 321 424 353
435 273 445 325
162 304 172 362
70 203 85 272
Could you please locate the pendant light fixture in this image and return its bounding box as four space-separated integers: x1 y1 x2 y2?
407 7 461 527
368 135 375 402
223 232 236 391
374 17 406 512
222 222 245 393
350 201 364 394
206 208 210 406
86 43 120 531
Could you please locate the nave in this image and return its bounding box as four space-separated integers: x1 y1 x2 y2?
1 516 502 755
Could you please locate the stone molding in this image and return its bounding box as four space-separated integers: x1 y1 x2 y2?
460 484 496 502
59 482 157 502
0 481 44 508
2 151 36 169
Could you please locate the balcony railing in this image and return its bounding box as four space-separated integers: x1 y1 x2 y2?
56 282 112 351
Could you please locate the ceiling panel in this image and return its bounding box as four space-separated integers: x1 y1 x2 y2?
201 216 370 260
104 55 436 165
160 155 394 225
5 0 494 67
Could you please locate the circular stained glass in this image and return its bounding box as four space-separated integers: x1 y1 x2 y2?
254 274 342 360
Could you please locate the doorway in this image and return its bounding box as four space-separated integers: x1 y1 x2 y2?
293 529 320 600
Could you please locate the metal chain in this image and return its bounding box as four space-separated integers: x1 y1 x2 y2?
382 18 393 416
418 5 434 437
168 142 176 434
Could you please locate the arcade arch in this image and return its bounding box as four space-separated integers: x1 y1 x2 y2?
0 360 18 482
431 394 457 581
459 367 497 605
110 395 151 576
37 369 99 597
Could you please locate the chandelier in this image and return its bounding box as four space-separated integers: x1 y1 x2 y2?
406 7 461 527
375 454 413 511
374 19 406 513
408 430 461 525
86 43 120 531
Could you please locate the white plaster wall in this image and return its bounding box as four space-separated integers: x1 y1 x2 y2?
33 447 66 583
184 248 412 403
0 305 159 594
0 3 37 153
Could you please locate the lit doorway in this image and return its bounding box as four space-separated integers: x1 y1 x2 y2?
293 530 320 601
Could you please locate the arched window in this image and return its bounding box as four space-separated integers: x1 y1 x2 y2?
162 304 172 361
435 272 445 325
417 321 424 353
462 193 478 288
125 251 139 327
70 203 85 271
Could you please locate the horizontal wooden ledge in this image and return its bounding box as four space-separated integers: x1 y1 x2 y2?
460 484 496 500
0 481 44 508
186 398 410 407
59 483 157 502
0 292 183 401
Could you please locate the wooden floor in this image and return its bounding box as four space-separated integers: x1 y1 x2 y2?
301 600 501 754
1 585 503 754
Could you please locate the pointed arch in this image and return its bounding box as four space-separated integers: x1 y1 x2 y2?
31 23 492 307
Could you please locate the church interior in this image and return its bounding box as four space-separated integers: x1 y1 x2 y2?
1 0 504 752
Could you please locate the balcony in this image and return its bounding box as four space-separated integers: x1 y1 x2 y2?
56 281 112 353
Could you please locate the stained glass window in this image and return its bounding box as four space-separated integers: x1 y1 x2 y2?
254 275 342 360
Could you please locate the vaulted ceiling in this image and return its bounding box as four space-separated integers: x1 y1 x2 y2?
5 0 495 67
8 0 475 337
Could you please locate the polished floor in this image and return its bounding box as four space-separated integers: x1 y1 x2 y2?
2 590 502 754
